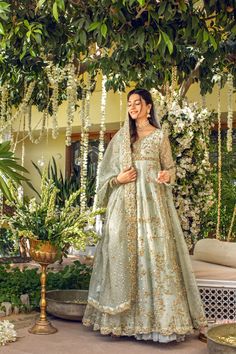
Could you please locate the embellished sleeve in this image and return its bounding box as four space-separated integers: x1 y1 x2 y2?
159 131 176 185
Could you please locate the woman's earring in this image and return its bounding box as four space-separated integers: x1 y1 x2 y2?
147 111 151 119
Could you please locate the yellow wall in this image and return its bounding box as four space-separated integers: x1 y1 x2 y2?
13 78 235 198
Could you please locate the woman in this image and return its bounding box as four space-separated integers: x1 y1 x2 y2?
82 88 207 343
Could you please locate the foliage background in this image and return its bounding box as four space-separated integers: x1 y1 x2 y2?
0 0 236 110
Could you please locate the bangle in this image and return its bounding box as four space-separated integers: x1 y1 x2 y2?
109 176 121 188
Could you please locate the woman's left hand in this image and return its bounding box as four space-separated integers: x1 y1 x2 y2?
157 170 170 184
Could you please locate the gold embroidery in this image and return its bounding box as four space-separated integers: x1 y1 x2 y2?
122 118 137 304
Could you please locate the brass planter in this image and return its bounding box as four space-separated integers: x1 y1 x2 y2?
207 324 236 354
29 239 60 265
28 239 60 335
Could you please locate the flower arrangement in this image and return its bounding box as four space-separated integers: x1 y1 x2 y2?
0 320 17 346
152 90 215 249
3 171 104 254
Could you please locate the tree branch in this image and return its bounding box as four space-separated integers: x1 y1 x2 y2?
179 58 204 98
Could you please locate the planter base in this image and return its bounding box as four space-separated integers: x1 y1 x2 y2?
29 318 57 335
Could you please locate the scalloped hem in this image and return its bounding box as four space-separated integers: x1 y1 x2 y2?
82 318 194 341
87 297 131 315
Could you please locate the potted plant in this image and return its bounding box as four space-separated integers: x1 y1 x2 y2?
2 171 104 335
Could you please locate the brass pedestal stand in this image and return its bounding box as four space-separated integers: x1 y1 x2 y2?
28 240 60 335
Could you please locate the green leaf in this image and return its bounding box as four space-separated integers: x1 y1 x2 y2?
203 29 209 43
26 30 31 39
20 47 27 60
56 0 65 11
158 2 166 16
79 30 87 46
0 2 10 10
161 31 173 54
0 174 12 200
29 48 36 57
209 34 217 51
157 32 162 47
101 23 107 38
137 31 145 47
33 33 42 44
0 22 4 35
23 20 30 29
36 0 46 8
88 21 100 32
179 0 187 12
52 2 59 22
137 0 145 5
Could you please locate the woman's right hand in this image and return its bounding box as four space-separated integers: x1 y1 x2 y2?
117 167 137 184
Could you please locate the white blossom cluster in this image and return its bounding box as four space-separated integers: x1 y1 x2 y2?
66 62 77 146
0 320 17 346
0 81 35 142
80 80 92 212
154 92 215 249
93 75 107 210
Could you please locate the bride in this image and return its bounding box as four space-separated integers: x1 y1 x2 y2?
82 88 207 343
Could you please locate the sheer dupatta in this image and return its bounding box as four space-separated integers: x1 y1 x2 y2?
87 118 137 314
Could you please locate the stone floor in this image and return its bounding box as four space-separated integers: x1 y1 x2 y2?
1 319 209 354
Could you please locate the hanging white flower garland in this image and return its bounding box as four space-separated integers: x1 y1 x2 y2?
226 72 233 152
65 62 77 146
27 104 48 144
93 75 107 210
0 81 35 135
80 77 91 212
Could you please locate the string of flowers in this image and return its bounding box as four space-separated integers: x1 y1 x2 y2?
0 320 17 346
27 104 47 144
93 75 107 210
226 72 233 152
0 81 36 134
216 80 222 240
65 62 77 146
153 90 215 249
79 88 86 207
80 77 91 212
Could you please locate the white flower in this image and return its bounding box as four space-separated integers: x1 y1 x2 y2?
0 321 17 346
29 198 37 212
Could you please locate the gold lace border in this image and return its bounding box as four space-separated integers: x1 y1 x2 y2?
87 297 131 315
82 318 198 337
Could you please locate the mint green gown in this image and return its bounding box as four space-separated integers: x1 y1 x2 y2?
82 127 207 343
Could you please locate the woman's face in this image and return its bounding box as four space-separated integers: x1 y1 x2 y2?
128 94 151 120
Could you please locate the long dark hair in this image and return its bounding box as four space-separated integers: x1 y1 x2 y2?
127 88 160 144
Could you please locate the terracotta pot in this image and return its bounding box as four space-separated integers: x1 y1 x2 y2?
29 239 60 265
